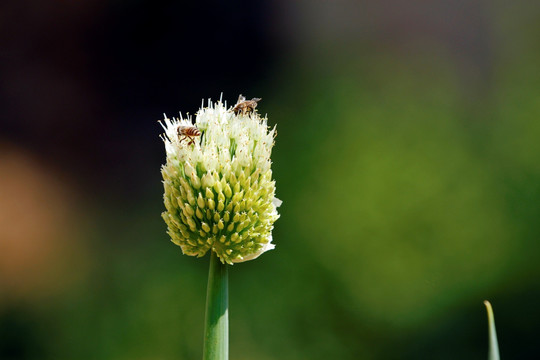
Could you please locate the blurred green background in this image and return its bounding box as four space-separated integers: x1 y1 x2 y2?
1 1 540 359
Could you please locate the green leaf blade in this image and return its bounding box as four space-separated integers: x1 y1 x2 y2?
484 300 500 360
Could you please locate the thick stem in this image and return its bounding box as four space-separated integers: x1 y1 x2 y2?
203 251 229 360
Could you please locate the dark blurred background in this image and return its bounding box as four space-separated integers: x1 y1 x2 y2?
1 0 540 359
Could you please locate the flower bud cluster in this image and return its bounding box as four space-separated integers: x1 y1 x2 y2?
161 98 280 264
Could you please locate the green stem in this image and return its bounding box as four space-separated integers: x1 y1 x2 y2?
203 251 229 360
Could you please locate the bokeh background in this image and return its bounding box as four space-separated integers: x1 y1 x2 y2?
1 1 540 359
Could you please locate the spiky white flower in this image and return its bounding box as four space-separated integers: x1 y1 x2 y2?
160 97 281 264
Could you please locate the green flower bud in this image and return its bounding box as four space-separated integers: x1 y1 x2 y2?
160 97 281 264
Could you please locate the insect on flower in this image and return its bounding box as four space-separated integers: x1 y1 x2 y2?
177 125 201 145
232 95 261 115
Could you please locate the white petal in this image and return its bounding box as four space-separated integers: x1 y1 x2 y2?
231 236 275 263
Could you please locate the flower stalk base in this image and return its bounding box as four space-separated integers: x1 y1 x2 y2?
203 252 229 360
